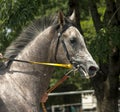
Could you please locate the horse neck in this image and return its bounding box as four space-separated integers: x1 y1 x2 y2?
7 26 57 103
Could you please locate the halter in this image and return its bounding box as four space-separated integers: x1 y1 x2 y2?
54 24 73 64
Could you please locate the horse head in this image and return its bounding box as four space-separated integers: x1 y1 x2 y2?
50 11 99 78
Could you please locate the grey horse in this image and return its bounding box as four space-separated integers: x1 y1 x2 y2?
0 12 99 112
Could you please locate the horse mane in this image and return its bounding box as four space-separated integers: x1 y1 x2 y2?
3 11 76 60
4 16 56 59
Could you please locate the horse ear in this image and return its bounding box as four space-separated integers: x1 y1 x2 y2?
58 11 65 26
69 10 76 23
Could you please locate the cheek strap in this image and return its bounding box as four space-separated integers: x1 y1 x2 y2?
54 24 72 63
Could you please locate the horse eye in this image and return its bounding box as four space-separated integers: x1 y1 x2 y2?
70 37 77 45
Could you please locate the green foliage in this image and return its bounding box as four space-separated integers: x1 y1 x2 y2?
98 6 106 21
0 0 42 52
45 0 68 15
79 0 89 19
0 0 68 52
81 17 96 42
90 26 120 63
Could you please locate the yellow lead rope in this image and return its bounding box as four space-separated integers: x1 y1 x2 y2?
0 57 72 69
29 61 72 69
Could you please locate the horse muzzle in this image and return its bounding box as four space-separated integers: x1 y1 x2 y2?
71 58 99 79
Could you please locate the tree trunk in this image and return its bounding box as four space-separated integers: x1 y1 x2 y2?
104 47 120 112
68 0 83 34
91 66 108 112
90 1 120 111
104 0 119 26
91 47 120 112
89 0 103 33
116 0 120 24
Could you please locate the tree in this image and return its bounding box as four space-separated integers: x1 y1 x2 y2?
89 0 103 32
89 0 120 112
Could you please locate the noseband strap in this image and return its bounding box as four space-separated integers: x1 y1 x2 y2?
54 24 72 63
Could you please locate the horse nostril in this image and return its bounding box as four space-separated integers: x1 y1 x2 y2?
88 66 98 76
89 66 97 71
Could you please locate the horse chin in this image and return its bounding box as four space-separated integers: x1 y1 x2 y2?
73 64 90 79
78 67 90 79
